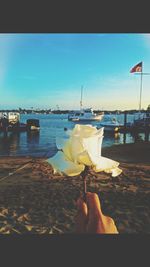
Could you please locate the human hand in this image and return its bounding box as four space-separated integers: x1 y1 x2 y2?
76 192 118 234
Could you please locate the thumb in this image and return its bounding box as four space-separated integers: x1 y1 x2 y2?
86 192 118 234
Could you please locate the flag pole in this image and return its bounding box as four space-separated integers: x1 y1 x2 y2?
131 62 150 116
139 69 143 114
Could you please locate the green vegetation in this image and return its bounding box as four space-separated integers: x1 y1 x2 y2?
0 108 149 115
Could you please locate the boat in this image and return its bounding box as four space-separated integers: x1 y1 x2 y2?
68 86 104 122
68 108 104 122
26 119 40 131
100 116 123 132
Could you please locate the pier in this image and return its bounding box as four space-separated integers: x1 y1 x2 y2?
117 111 150 143
120 110 150 134
0 113 40 134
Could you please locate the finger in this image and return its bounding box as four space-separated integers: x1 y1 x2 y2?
84 192 103 233
86 192 102 217
76 197 88 216
76 197 88 233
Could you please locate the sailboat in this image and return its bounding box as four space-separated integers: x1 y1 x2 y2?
68 86 104 122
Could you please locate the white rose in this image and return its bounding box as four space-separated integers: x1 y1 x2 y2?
47 124 122 177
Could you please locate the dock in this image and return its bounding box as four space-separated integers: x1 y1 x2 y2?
0 123 27 133
0 114 40 134
119 125 150 134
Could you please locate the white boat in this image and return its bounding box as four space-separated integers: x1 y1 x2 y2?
68 108 104 122
100 117 123 132
68 86 104 122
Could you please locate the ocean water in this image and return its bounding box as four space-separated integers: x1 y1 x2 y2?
0 113 148 157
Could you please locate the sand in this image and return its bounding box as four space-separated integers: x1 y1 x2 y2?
0 142 150 234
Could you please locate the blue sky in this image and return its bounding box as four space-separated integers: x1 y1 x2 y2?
0 33 150 110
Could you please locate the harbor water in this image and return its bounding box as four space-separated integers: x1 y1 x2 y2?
0 113 149 157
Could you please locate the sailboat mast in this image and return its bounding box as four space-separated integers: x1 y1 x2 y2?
80 86 83 110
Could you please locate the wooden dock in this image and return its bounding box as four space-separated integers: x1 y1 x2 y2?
119 111 150 134
119 125 150 134
0 124 27 133
0 119 40 133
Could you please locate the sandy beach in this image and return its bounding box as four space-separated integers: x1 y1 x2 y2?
0 142 150 234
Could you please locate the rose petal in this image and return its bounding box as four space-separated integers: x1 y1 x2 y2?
111 167 122 177
62 138 74 162
82 127 104 165
46 151 85 176
93 156 122 177
56 137 68 150
77 150 93 166
71 124 98 138
69 135 85 163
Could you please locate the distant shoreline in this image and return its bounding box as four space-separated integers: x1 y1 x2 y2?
0 109 148 115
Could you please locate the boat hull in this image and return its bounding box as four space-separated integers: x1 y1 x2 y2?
68 114 104 122
102 126 120 132
77 116 103 122
100 123 123 132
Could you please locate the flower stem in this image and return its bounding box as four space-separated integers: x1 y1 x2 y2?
83 176 87 202
81 166 89 202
